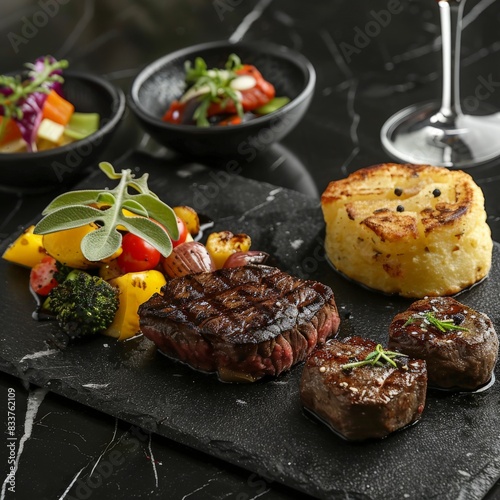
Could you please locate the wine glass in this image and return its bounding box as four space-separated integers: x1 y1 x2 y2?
381 0 500 169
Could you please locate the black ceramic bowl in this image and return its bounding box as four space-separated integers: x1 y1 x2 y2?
129 40 316 158
0 70 125 192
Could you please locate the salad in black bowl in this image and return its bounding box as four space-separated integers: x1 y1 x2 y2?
0 56 125 191
129 40 316 158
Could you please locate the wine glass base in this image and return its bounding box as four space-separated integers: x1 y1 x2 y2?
381 101 500 169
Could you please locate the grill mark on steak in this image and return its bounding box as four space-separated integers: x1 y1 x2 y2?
139 265 340 382
147 266 334 344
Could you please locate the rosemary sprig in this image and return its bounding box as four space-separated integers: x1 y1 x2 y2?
403 312 469 332
341 344 408 370
183 54 244 127
0 57 68 136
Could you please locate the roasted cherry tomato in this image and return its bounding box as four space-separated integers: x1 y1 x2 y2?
171 216 188 248
117 233 161 273
29 256 59 296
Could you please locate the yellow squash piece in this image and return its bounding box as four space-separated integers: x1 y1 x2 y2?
105 270 166 340
206 231 252 269
2 225 47 268
42 223 122 269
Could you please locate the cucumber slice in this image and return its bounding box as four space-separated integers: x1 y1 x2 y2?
254 97 290 115
64 112 100 140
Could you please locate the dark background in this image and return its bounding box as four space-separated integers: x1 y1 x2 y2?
0 1 499 499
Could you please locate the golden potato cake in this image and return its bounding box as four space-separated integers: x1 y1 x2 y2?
321 163 492 298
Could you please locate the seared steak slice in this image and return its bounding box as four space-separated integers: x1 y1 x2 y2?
300 336 427 441
138 265 340 382
388 297 498 390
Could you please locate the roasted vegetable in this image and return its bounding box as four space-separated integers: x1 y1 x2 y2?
106 270 166 340
98 259 123 281
45 270 119 339
117 232 161 273
170 216 190 247
173 206 200 236
223 251 269 268
2 225 47 268
29 256 59 296
206 231 251 269
162 241 215 278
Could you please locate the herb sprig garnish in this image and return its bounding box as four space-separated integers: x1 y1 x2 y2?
341 344 408 370
183 54 244 127
34 162 179 262
0 57 68 140
403 312 469 332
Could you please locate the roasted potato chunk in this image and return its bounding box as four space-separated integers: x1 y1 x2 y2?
173 205 200 236
206 231 252 269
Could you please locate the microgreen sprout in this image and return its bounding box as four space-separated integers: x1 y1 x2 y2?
0 57 68 141
403 312 469 332
184 54 244 127
341 344 408 370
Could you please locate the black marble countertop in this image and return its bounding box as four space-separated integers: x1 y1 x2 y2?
1 1 500 499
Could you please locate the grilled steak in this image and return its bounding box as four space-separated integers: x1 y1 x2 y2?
388 297 498 390
300 336 427 441
138 265 340 382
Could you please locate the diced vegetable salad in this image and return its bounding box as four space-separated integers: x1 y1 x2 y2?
0 56 100 153
162 54 290 127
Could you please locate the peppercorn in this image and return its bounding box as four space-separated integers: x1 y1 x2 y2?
394 187 403 196
396 205 405 212
452 313 465 325
432 188 441 197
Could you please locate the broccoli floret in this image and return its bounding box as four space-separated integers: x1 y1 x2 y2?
47 270 119 339
54 261 73 283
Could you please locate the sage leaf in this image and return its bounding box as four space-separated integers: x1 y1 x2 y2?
80 225 122 262
119 216 173 257
99 161 122 179
128 194 179 240
121 199 149 217
41 190 104 214
33 162 179 262
35 206 103 233
96 192 116 206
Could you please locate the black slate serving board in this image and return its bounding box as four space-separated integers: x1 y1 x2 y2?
1 155 499 500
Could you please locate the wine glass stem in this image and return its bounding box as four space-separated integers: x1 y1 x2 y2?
438 0 466 123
